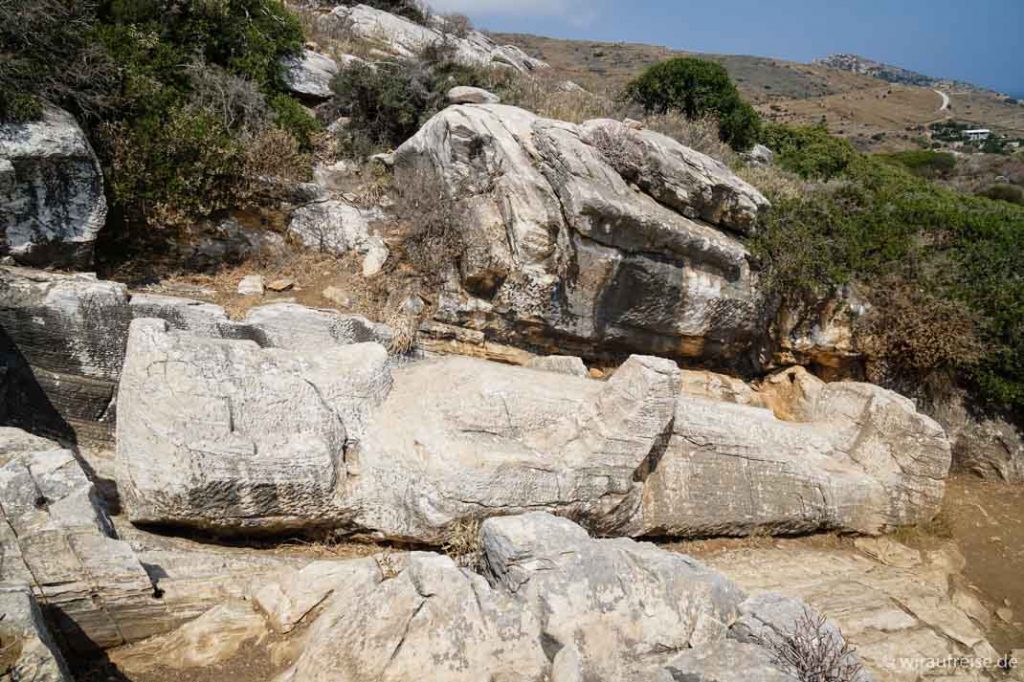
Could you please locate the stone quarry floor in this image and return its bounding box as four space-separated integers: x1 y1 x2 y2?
70 479 1022 681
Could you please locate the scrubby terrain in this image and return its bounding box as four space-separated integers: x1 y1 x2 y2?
2 1 1023 680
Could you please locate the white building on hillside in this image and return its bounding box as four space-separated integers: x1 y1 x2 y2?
964 129 992 142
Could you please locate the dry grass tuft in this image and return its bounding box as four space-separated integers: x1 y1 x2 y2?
644 113 737 165
442 518 483 570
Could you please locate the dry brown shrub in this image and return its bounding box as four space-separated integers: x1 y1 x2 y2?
394 168 464 284
242 127 312 183
439 12 472 39
738 164 808 201
856 282 986 387
755 608 865 682
500 73 627 124
586 123 647 179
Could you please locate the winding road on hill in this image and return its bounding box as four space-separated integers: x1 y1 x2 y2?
935 89 951 112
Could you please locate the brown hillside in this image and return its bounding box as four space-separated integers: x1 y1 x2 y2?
492 32 1024 151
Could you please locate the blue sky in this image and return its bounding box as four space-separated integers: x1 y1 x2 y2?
429 0 1024 96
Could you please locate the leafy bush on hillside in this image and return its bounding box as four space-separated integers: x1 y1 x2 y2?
1 0 315 231
624 57 761 151
978 183 1024 205
331 49 517 155
878 150 957 179
760 123 857 180
750 131 1024 412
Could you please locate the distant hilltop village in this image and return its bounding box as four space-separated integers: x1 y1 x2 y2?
815 53 1001 96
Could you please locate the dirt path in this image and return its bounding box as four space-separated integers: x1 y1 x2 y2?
935 88 951 111
942 476 1024 651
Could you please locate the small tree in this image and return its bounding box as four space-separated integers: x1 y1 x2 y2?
624 57 761 151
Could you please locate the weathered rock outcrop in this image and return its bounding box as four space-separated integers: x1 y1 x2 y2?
0 107 107 268
347 353 680 541
116 319 950 541
267 514 808 681
705 537 1001 681
645 370 951 536
287 200 389 276
330 5 546 73
0 427 160 652
116 318 393 533
0 586 71 681
0 268 129 442
0 267 393 444
280 48 339 100
394 104 770 368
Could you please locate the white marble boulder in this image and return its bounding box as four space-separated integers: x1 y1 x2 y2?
0 107 107 268
394 104 770 368
280 48 339 101
116 318 393 533
265 513 816 681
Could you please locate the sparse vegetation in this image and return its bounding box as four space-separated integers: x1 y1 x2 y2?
624 57 762 150
394 168 464 284
442 518 483 570
979 183 1024 205
755 607 865 682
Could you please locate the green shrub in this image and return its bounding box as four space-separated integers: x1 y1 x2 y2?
749 131 1024 412
332 60 434 154
330 52 510 155
0 0 119 121
760 123 857 180
268 94 321 148
2 0 312 233
978 183 1024 205
878 150 957 179
624 57 761 151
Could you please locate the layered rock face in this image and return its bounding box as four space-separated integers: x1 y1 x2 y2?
647 370 952 536
394 105 771 368
0 107 107 268
0 266 391 444
0 269 129 443
330 5 546 73
117 318 393 533
0 586 71 681
115 318 950 541
0 428 160 652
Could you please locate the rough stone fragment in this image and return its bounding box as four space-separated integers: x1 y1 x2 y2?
481 513 746 679
0 267 129 443
109 602 268 674
526 354 588 377
0 427 159 652
281 48 339 100
0 106 107 268
447 85 500 104
237 274 265 296
116 319 393 533
0 586 72 681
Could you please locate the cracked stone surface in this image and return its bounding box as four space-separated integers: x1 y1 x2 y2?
702 537 1000 681
394 103 770 368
